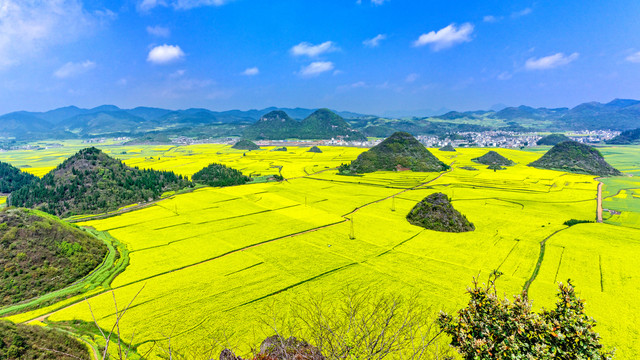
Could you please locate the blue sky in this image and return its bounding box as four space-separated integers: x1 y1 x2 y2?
1 0 640 115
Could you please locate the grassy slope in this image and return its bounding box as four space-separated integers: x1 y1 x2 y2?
0 208 107 306
0 320 90 359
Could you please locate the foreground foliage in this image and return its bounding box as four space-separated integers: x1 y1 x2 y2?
438 271 613 359
0 320 89 359
0 208 107 306
8 147 192 217
192 163 252 187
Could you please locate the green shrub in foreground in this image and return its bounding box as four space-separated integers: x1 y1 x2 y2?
437 271 613 359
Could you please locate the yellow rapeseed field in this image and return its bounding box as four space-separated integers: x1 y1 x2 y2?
1 144 639 358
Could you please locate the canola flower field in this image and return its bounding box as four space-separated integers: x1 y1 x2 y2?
1 143 639 358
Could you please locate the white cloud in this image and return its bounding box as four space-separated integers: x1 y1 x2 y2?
626 51 640 63
413 23 474 51
497 71 512 80
53 60 96 79
147 26 170 37
405 73 419 83
147 44 185 64
363 34 387 48
299 62 334 77
483 15 501 23
512 7 532 18
525 52 579 70
0 0 101 69
139 0 233 11
169 69 186 78
242 67 259 76
290 41 338 57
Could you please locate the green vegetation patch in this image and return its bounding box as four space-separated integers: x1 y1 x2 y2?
536 133 571 145
8 147 192 217
0 161 38 193
438 144 456 152
307 146 323 153
340 131 449 174
406 192 475 232
607 128 640 145
528 141 622 176
0 320 90 359
472 150 515 166
192 163 252 187
564 219 594 226
232 139 260 150
0 208 107 307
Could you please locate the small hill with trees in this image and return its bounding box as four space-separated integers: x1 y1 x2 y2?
0 208 107 306
192 163 252 187
0 320 90 359
606 127 640 144
406 192 474 232
8 147 192 217
340 132 449 174
472 151 514 166
308 146 323 153
243 109 366 141
537 133 571 145
528 141 621 176
0 161 39 193
439 144 456 152
243 110 300 140
232 139 260 150
298 109 367 141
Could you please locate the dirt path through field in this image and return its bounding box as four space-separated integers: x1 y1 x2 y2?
597 181 603 223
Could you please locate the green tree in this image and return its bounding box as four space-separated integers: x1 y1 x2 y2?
437 271 613 359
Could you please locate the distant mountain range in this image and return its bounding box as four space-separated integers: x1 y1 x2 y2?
0 105 372 140
1 98 639 141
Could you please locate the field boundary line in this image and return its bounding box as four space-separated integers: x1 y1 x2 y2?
523 227 571 295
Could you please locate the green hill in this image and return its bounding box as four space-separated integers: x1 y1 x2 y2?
528 141 622 176
606 128 640 144
406 192 475 232
0 320 90 359
0 208 107 306
298 109 367 141
8 147 192 217
243 109 367 141
243 110 301 140
537 133 571 145
232 139 260 150
0 161 38 193
192 163 252 187
472 151 514 166
308 146 323 153
439 144 456 152
341 132 449 174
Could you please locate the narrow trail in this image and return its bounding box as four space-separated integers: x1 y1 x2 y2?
522 227 571 295
597 181 603 223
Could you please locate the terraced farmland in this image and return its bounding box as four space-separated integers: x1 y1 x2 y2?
1 144 639 358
